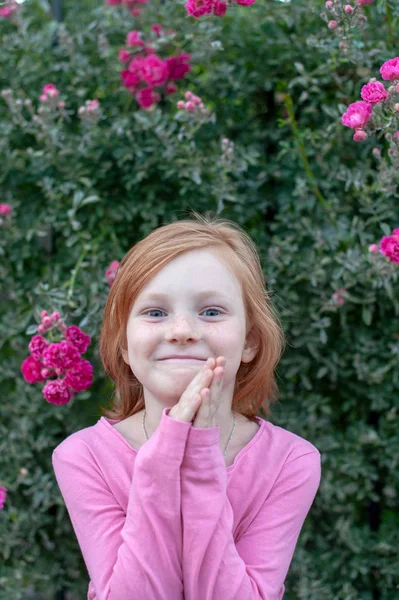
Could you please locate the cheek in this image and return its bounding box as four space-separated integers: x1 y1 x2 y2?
207 322 245 354
127 323 158 354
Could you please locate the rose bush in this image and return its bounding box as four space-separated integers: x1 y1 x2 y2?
0 0 398 598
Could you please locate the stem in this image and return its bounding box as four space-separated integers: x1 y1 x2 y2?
283 93 328 209
66 246 88 302
385 0 394 47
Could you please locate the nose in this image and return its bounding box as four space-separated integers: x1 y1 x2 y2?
164 314 201 343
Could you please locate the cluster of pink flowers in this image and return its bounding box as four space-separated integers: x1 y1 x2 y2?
119 27 191 110
324 0 371 33
185 0 255 19
106 0 149 18
177 91 205 113
38 83 66 114
78 99 101 123
105 260 120 286
369 228 399 264
341 57 399 141
39 83 60 103
21 311 93 406
332 287 346 306
0 0 18 19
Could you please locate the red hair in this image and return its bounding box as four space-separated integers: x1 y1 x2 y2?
99 212 285 421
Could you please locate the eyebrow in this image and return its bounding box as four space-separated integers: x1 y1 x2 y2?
138 291 228 302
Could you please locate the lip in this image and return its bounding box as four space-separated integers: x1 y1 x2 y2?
158 356 206 361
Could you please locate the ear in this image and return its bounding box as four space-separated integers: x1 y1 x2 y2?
241 328 260 364
121 347 130 366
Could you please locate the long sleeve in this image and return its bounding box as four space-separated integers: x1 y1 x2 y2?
180 425 321 600
52 407 190 600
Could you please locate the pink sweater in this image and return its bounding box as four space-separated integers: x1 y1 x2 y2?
52 406 321 600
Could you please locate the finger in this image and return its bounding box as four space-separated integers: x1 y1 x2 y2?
185 361 214 396
215 356 225 368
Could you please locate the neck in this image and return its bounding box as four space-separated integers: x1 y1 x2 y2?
143 404 237 447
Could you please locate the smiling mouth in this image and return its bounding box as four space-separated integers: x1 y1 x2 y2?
159 358 205 362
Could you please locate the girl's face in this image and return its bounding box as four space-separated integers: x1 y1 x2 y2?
121 248 258 407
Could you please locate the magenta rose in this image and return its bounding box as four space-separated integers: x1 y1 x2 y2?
140 55 169 87
166 54 191 81
65 326 91 354
0 203 12 216
185 0 215 18
236 0 256 5
126 30 144 48
42 341 80 370
65 359 94 392
136 87 161 109
380 231 399 263
121 69 141 89
28 335 49 361
360 81 388 105
0 486 7 510
21 356 46 384
105 260 120 286
341 101 373 129
214 1 227 15
43 379 73 405
380 57 399 82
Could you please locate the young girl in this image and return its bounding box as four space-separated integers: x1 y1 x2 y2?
52 213 321 600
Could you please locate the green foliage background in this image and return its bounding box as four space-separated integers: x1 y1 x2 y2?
1 0 398 598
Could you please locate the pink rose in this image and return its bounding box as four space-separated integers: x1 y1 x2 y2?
28 335 49 361
21 356 46 384
166 54 191 81
0 203 12 216
355 0 374 5
214 0 227 16
361 81 388 105
106 0 122 4
235 0 256 4
341 101 373 129
136 87 161 109
353 129 367 141
65 325 91 354
105 260 120 286
328 20 338 30
185 0 215 18
121 69 141 89
43 83 57 94
151 24 163 37
0 486 7 510
380 57 399 82
42 341 80 370
369 243 378 253
140 55 169 87
126 30 144 48
119 49 130 62
380 231 399 263
65 325 90 353
165 82 178 95
43 379 73 405
65 359 94 392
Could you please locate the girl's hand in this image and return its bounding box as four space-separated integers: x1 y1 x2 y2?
192 356 225 429
168 358 215 424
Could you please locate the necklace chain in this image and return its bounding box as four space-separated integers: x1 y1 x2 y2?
142 410 236 456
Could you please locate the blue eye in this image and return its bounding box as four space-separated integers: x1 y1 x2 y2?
203 308 220 317
145 310 165 318
143 308 221 318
